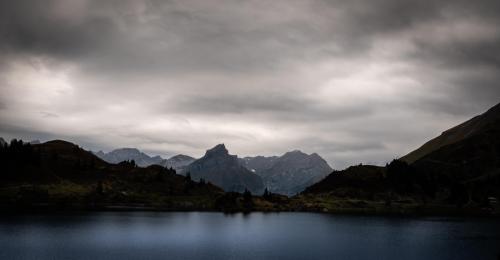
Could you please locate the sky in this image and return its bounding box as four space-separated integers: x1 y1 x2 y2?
1 0 499 169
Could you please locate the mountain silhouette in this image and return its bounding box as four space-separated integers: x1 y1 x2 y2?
185 144 264 194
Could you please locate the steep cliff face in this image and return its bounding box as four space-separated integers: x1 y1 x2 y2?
185 144 264 194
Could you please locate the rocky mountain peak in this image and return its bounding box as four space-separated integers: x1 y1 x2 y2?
185 144 264 193
281 150 310 161
205 144 229 157
284 150 306 155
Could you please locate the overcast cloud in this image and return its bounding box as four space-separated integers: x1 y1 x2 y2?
1 0 499 169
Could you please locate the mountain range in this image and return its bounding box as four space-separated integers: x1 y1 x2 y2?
94 148 165 167
94 149 195 170
94 145 332 195
240 151 332 196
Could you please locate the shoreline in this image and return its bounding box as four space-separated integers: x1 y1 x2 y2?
1 203 499 218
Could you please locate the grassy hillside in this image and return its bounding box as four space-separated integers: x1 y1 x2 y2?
402 103 500 163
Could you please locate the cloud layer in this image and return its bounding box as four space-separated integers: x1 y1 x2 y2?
1 0 499 168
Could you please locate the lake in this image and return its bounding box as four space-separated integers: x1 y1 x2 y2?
0 212 499 260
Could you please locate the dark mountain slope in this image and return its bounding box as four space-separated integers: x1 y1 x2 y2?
412 119 500 202
402 103 500 163
303 165 386 198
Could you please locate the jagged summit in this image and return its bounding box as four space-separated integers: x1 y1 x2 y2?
205 144 229 157
285 149 304 154
282 150 308 158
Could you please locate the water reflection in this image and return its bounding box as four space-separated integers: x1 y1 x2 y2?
0 212 499 260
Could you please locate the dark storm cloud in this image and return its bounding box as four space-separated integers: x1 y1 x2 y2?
0 1 117 59
1 0 500 168
0 0 441 73
1 0 499 67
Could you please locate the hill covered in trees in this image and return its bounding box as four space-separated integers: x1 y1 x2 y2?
0 139 223 211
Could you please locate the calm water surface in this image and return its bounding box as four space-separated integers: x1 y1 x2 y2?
1 212 499 260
